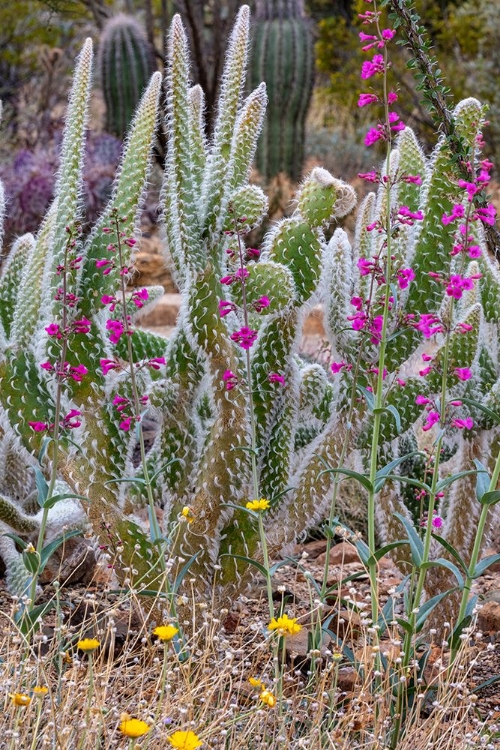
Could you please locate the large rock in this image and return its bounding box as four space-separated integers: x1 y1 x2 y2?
317 541 360 566
132 234 177 291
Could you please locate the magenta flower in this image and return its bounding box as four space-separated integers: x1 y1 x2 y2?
131 288 149 308
113 395 129 412
253 296 270 312
219 300 237 317
123 237 137 247
473 204 497 225
246 248 260 259
358 171 378 183
62 409 82 429
234 267 250 282
457 322 473 334
358 258 373 276
419 366 433 377
397 267 415 289
351 296 364 311
223 370 238 390
398 206 424 222
369 315 383 343
468 245 481 258
231 326 258 350
402 174 422 185
413 313 443 338
40 361 54 371
431 515 444 529
220 275 234 285
358 93 378 107
73 318 91 334
441 204 465 225
106 319 124 344
119 416 133 431
331 362 346 374
347 311 367 331
446 274 474 300
422 411 440 431
453 417 474 430
96 258 112 269
100 358 119 375
381 28 396 40
147 357 166 370
268 373 285 385
364 127 384 147
69 364 88 382
454 367 472 381
361 54 385 79
422 353 433 362
45 323 61 338
415 395 431 405
28 421 50 432
387 91 398 104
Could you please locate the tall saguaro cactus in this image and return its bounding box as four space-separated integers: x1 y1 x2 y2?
98 14 157 138
249 0 315 181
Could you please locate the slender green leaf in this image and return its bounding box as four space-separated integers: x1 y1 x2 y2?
431 534 468 573
416 588 457 632
39 529 82 573
436 469 478 493
394 511 423 566
41 493 89 510
173 552 201 593
472 554 500 578
420 558 464 588
33 466 48 508
474 459 490 501
317 466 373 493
220 553 269 580
479 490 500 506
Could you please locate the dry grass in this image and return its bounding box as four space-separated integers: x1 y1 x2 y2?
1 553 498 750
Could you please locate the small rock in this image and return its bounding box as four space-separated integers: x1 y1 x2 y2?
39 537 96 586
295 538 328 559
284 627 331 672
337 667 359 693
477 600 500 634
138 293 181 328
323 606 362 638
317 542 360 567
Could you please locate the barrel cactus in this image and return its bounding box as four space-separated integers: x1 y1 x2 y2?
249 0 315 181
98 14 157 138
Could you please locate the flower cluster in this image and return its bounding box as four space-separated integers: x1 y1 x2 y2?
113 394 148 431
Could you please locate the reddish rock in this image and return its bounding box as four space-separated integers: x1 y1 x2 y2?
295 538 328 559
477 601 500 634
317 541 360 567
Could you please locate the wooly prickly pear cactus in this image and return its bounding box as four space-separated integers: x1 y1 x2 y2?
0 7 498 622
0 10 357 602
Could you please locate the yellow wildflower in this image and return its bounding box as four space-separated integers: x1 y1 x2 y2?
181 506 194 523
259 689 277 708
77 638 100 652
10 693 31 706
153 624 179 642
119 717 151 738
245 498 270 511
268 613 301 636
167 730 203 749
248 677 263 689
33 686 49 696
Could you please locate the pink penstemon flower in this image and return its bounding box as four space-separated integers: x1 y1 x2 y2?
223 370 238 390
231 326 258 350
